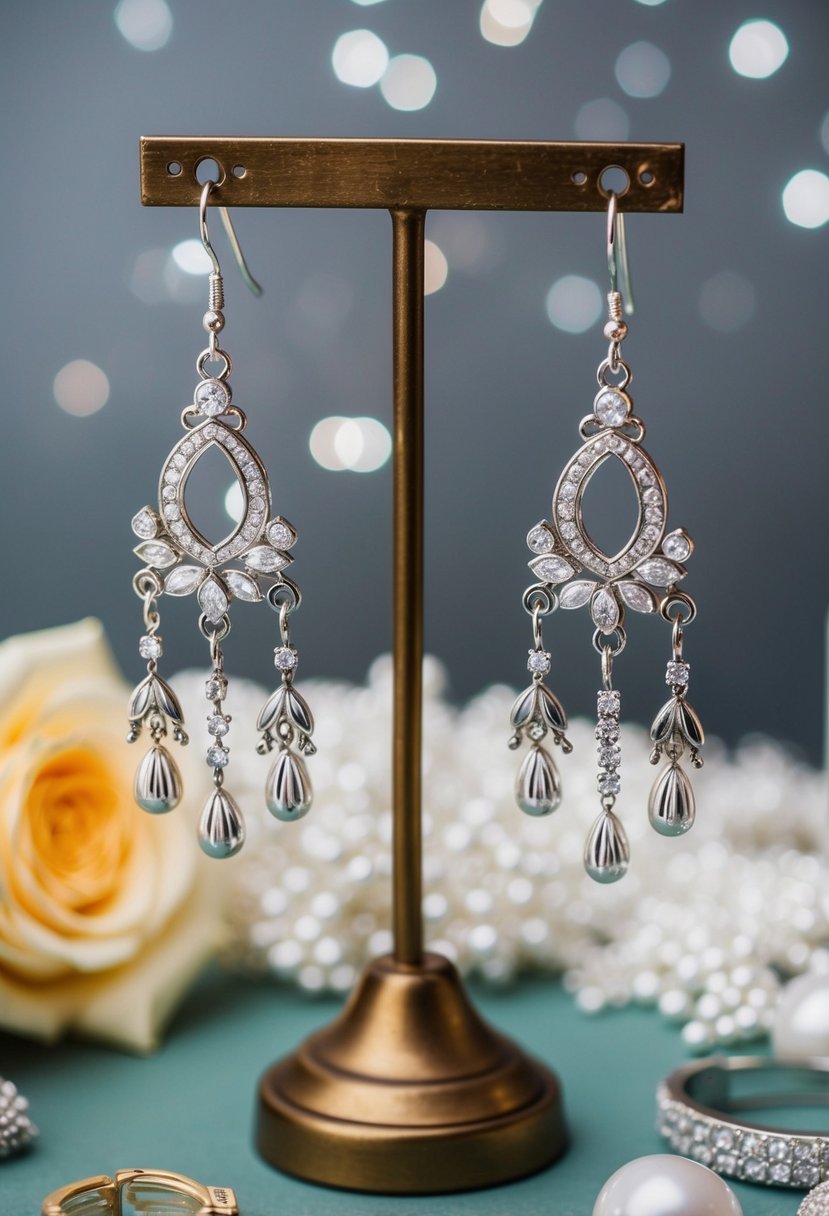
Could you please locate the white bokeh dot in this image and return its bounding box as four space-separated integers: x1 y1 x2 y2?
224 481 245 523
332 29 388 87
114 0 172 51
53 360 110 416
380 54 437 111
728 20 788 79
698 271 757 333
424 240 448 295
614 41 671 99
310 417 391 473
171 239 212 275
479 0 537 46
782 169 829 229
545 276 602 334
574 98 630 141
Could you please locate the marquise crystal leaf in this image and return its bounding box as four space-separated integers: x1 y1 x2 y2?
591 587 620 633
559 581 596 609
529 555 575 584
198 576 229 623
134 540 178 569
636 557 686 587
224 569 262 603
245 546 292 575
618 580 656 613
164 566 204 596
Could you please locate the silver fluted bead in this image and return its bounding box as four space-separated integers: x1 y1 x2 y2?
134 744 182 814
584 809 630 883
649 762 696 837
515 744 561 816
266 748 312 822
199 788 246 858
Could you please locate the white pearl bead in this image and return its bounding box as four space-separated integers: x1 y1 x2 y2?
773 971 829 1058
593 1155 743 1216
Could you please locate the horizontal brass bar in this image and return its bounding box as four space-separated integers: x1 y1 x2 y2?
141 137 683 212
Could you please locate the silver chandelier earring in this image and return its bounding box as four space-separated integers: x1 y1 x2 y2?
510 192 703 882
127 180 316 858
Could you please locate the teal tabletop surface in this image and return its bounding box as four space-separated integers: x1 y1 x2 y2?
0 967 805 1216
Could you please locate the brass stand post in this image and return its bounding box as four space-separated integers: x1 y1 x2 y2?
140 137 684 1194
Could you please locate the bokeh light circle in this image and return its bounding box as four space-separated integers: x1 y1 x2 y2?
380 54 437 111
782 170 829 229
310 417 392 473
728 20 788 79
53 360 110 416
332 29 388 87
614 41 671 98
545 276 602 334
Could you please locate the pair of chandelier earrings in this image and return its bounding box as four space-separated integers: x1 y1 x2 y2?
509 193 704 882
126 184 702 877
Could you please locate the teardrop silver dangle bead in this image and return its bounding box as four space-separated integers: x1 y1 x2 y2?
266 748 312 821
199 788 246 858
649 761 695 836
516 744 561 816
134 744 182 814
584 809 630 883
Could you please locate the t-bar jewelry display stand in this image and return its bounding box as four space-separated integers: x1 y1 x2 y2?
140 136 684 1194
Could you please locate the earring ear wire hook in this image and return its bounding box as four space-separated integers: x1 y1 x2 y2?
199 179 263 298
606 191 634 317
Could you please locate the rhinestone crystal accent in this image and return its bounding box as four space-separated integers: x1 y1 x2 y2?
594 389 629 428
205 674 228 701
527 523 555 554
662 529 692 561
194 379 231 416
274 646 299 672
139 635 163 660
266 519 297 550
527 649 551 675
666 660 690 687
206 744 229 768
207 714 229 737
132 507 161 539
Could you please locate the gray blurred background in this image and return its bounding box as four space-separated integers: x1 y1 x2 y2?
3 0 828 760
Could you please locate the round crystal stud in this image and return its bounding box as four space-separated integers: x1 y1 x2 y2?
527 649 551 675
205 674 228 701
598 771 621 796
594 389 628 428
207 714 230 737
274 646 299 672
662 530 692 561
266 520 297 550
527 524 555 554
207 745 229 768
194 378 231 417
139 634 163 660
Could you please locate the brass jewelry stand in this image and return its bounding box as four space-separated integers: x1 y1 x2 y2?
140 137 684 1194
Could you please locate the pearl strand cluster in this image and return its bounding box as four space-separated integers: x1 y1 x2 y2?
0 1078 37 1159
173 660 828 1050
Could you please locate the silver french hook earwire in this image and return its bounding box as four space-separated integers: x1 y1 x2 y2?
606 191 634 317
198 179 264 299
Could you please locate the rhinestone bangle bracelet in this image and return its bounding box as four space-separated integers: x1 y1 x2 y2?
657 1057 829 1190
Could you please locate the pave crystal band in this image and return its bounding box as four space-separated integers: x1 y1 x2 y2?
657 1057 829 1189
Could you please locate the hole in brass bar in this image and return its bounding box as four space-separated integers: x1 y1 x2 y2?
195 156 224 185
166 161 182 176
232 164 247 179
571 170 588 185
639 167 655 186
599 164 630 196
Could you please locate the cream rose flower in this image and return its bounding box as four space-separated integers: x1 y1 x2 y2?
0 619 221 1052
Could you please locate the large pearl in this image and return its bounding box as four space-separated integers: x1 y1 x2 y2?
593 1155 743 1216
773 971 829 1058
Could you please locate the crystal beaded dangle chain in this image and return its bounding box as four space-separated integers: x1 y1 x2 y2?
127 181 316 857
510 192 704 882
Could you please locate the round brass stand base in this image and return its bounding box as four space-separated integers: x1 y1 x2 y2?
255 952 567 1194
